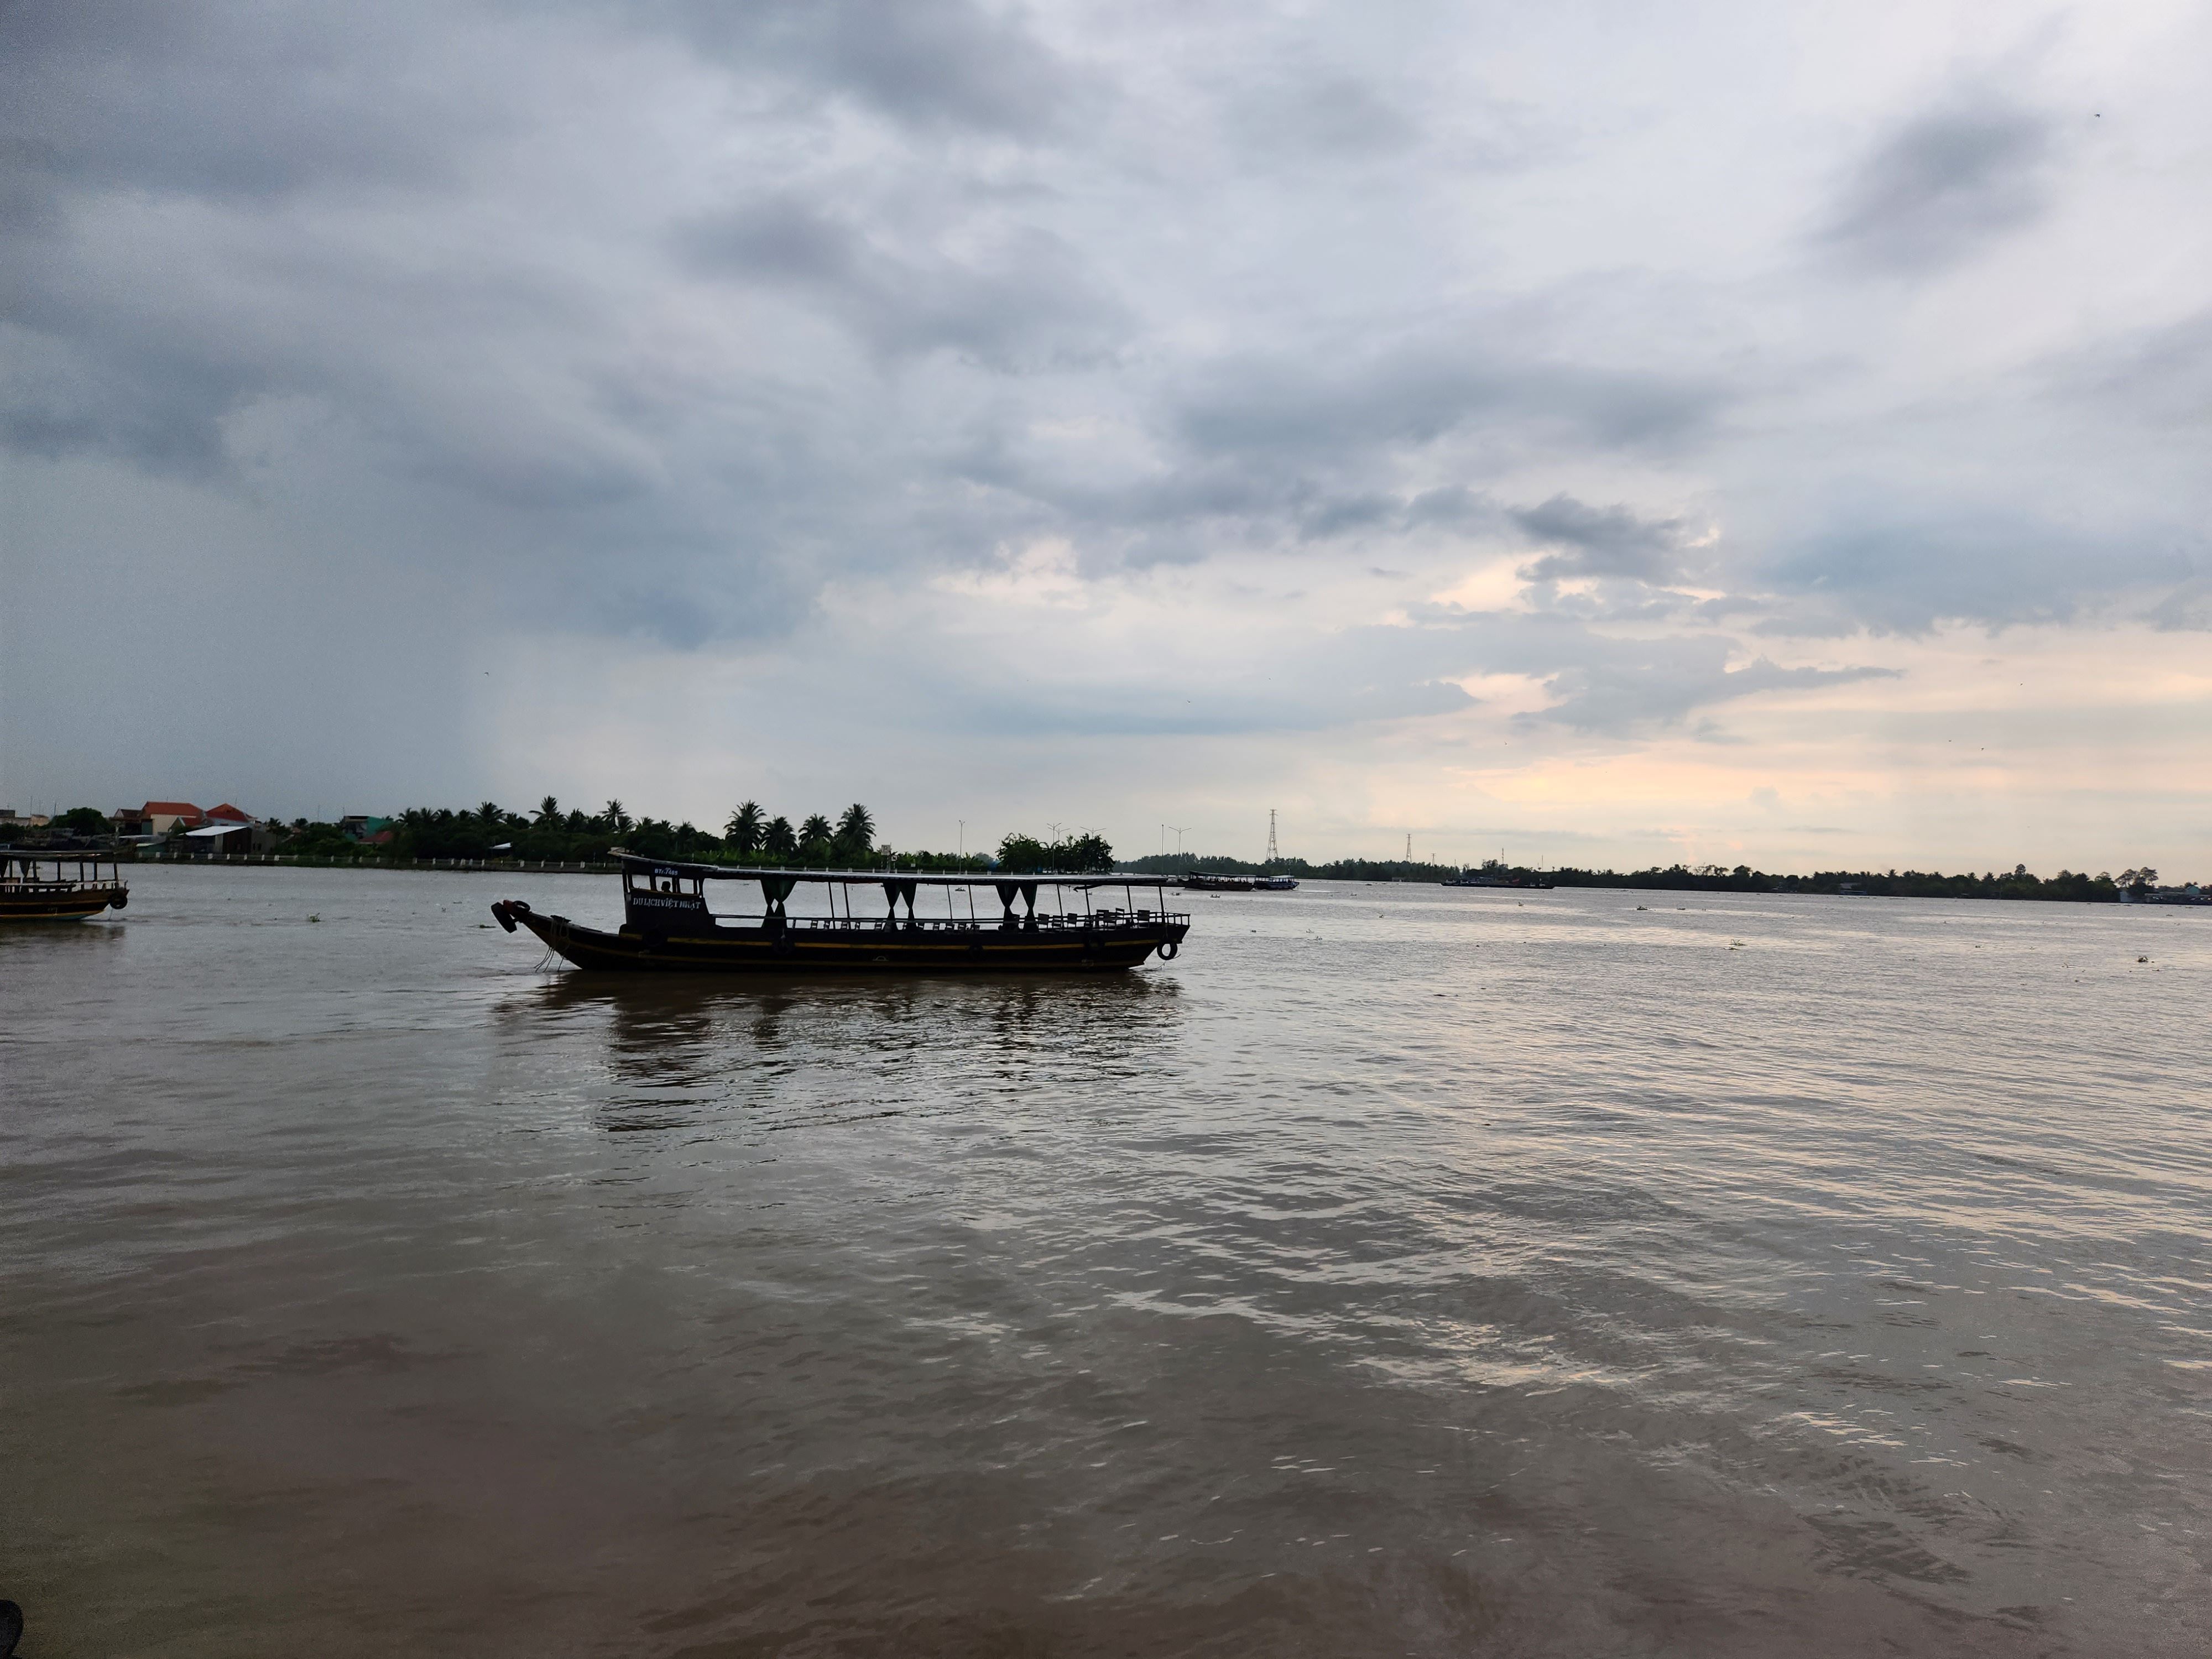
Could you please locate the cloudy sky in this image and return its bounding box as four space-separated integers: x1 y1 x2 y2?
5 0 2208 873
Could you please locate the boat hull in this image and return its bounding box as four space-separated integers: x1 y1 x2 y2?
0 885 127 922
493 900 1185 974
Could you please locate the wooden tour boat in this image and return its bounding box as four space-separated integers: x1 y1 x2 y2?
1 852 131 922
492 852 1191 974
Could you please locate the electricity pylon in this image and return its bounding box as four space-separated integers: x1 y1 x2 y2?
1266 808 1279 865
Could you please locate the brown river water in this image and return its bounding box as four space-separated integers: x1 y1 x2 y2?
3 866 2207 1656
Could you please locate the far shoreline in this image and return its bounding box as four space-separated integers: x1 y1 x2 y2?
84 853 2198 906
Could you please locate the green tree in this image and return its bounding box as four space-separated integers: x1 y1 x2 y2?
797 813 834 865
538 795 560 822
477 801 502 823
726 800 763 853
54 806 110 834
998 830 1113 873
836 803 875 849
763 816 797 857
1063 832 1113 873
997 833 1048 873
603 800 632 834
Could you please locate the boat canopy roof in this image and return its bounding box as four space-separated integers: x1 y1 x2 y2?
610 850 1172 889
1 848 126 872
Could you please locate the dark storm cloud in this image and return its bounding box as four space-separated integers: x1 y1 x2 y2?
1817 97 2059 273
1756 507 2199 637
1295 493 1400 541
0 322 242 474
1403 486 1495 528
1176 343 1725 462
1527 649 1895 733
675 196 1127 367
1114 608 1897 739
940 345 1731 564
2146 580 2212 631
906 599 1887 743
1509 494 1688 582
0 1 495 205
0 0 1125 625
952 672 1473 738
1459 614 1892 734
1 224 651 499
1227 71 1422 161
0 1 548 478
642 0 1088 136
2046 306 2212 431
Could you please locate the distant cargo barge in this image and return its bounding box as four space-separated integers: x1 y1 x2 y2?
492 852 1190 973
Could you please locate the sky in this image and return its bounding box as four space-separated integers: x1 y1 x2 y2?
3 0 2208 875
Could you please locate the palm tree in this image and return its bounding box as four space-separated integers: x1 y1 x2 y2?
725 800 763 853
604 799 632 834
800 813 833 844
477 800 501 823
538 795 559 822
763 816 797 857
836 803 875 848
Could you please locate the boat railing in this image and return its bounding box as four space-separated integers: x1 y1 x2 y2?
1 854 128 892
726 909 1189 932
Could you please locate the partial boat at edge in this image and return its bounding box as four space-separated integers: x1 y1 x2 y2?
1 852 130 922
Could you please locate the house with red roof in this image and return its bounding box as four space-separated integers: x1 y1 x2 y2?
204 804 253 825
127 801 206 835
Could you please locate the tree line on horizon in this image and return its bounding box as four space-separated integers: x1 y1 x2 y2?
32 803 2182 896
1120 850 2179 901
232 797 1115 873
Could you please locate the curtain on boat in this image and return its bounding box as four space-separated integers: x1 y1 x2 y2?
881 879 918 914
994 881 1038 914
758 875 798 910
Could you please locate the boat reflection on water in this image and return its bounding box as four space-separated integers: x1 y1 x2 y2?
502 970 1189 1138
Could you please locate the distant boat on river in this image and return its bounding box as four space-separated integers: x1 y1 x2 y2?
1182 871 1298 891
492 852 1190 973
